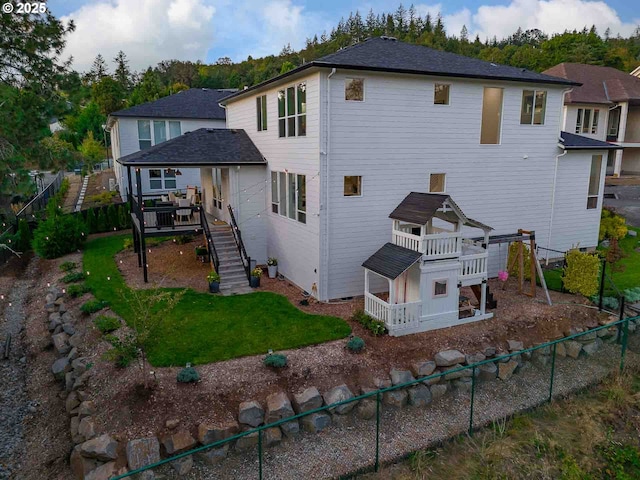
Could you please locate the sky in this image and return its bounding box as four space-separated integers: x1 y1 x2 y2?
47 0 640 73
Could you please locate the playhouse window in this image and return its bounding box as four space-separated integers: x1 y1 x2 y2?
433 279 448 297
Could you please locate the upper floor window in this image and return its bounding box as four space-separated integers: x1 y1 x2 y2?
345 78 364 101
434 84 450 105
138 120 181 150
278 83 306 137
138 120 151 150
520 90 547 125
149 168 176 190
153 121 167 144
429 173 446 193
256 95 267 131
271 170 306 223
587 155 602 209
608 108 621 138
169 121 181 139
576 108 599 134
480 87 503 145
344 176 362 196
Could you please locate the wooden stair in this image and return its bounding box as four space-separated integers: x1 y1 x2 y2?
471 284 498 310
209 224 252 295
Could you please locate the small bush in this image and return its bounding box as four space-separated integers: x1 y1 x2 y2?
600 208 628 241
66 283 91 298
508 242 532 280
562 250 600 297
177 366 200 383
623 287 640 304
59 261 77 272
123 238 133 250
263 353 288 369
591 295 620 310
103 333 138 368
32 213 88 259
347 336 365 353
16 218 31 253
80 299 109 314
88 191 117 206
351 310 386 336
94 315 121 334
173 235 193 245
62 271 85 283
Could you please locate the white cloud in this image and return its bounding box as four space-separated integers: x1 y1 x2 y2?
61 0 215 72
444 8 472 37
467 0 639 41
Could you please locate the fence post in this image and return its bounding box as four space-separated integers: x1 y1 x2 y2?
469 366 476 436
598 259 606 311
258 429 263 480
548 343 557 403
620 303 629 374
375 391 381 472
617 296 626 344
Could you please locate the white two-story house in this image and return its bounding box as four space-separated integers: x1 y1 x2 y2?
108 88 234 199
544 63 640 176
118 37 618 332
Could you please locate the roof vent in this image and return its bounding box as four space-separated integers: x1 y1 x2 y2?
202 88 209 91
490 63 497 67
243 85 249 90
380 35 397 41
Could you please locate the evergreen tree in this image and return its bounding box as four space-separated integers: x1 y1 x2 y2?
85 208 97 234
107 204 118 231
88 54 108 83
96 208 108 233
460 25 469 42
113 51 132 91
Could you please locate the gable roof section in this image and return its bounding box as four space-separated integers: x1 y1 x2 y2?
389 192 492 231
111 88 235 120
559 131 623 150
362 243 422 280
116 128 266 167
221 37 577 104
543 63 640 105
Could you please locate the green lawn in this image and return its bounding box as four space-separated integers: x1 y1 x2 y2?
83 235 351 366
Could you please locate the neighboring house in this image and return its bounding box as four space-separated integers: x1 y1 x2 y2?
107 88 234 199
543 63 640 176
118 37 618 333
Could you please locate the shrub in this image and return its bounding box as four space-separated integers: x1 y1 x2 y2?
87 191 116 206
173 235 193 245
94 315 121 334
267 257 278 266
85 208 97 234
103 333 138 368
508 242 532 280
347 336 365 353
16 218 31 253
107 204 118 231
118 204 130 229
32 213 88 259
177 366 200 383
562 249 601 297
623 287 640 304
591 295 620 310
62 271 85 283
59 261 77 272
96 208 108 233
207 271 220 283
351 310 386 336
123 238 133 250
195 245 208 256
66 283 91 298
600 209 628 241
251 267 263 278
80 299 109 314
263 353 288 369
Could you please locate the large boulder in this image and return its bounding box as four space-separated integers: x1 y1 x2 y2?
443 364 472 380
263 427 282 447
323 384 356 415
582 338 603 355
78 416 97 440
266 392 299 437
71 357 91 376
390 369 415 386
171 455 193 476
70 445 99 479
52 357 70 380
78 434 118 461
507 340 524 351
478 362 497 381
411 360 436 378
430 383 448 401
78 401 96 419
197 421 239 445
126 437 161 470
565 341 582 359
292 387 323 413
498 360 518 381
162 430 196 455
84 461 117 480
383 389 408 408
238 400 264 427
235 432 259 450
465 353 486 365
197 445 228 465
52 332 71 355
434 350 465 367
408 384 432 407
301 412 332 433
66 392 81 414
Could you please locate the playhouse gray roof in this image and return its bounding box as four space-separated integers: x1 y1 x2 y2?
362 242 422 279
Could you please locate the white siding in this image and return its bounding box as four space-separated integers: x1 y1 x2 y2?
225 72 322 296
232 166 268 265
563 104 608 141
324 70 568 299
550 150 607 252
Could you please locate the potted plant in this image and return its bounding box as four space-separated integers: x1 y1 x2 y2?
250 267 262 288
267 257 278 278
207 270 220 293
195 245 208 262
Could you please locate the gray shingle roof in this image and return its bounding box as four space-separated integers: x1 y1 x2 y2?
221 37 578 103
111 88 235 120
116 128 266 167
362 242 422 279
559 131 623 150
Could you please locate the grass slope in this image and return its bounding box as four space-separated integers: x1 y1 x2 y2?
83 235 351 366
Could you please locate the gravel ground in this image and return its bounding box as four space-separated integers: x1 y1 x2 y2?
144 341 640 480
0 258 38 479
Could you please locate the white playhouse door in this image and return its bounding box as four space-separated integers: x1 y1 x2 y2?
420 260 460 328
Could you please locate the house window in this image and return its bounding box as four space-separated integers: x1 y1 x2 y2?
429 173 446 193
587 155 602 209
149 169 162 189
343 176 362 196
575 108 600 134
345 78 364 101
137 120 151 150
434 84 450 105
149 169 176 190
272 171 306 223
271 171 279 214
212 168 223 209
520 90 547 125
256 95 267 131
168 121 181 139
480 87 503 144
278 83 306 137
153 121 167 144
433 279 448 297
164 168 176 189
608 108 620 138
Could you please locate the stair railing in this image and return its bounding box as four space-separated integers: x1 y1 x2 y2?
227 205 251 283
199 206 219 272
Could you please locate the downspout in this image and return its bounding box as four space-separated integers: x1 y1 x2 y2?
546 88 573 261
322 68 337 301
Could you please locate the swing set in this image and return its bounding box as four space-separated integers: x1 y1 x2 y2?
483 229 552 306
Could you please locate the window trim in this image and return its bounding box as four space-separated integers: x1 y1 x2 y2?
608 108 621 137
345 77 365 102
429 173 446 193
433 279 449 298
256 95 267 132
587 154 602 210
138 119 182 148
433 83 450 106
520 90 547 125
148 168 177 190
575 108 600 135
343 176 363 197
278 83 306 138
271 170 306 224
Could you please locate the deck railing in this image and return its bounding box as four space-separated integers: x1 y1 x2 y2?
460 252 488 281
227 205 251 284
364 293 422 333
391 230 463 259
391 230 422 252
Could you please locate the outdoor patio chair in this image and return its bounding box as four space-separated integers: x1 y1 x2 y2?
168 192 177 203
176 198 192 223
186 186 197 202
